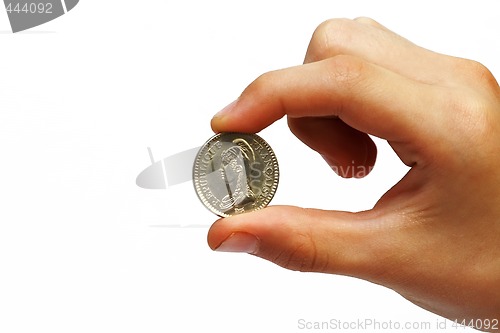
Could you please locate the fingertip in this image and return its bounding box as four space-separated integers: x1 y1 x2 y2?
212 232 261 254
323 159 374 179
361 136 378 177
353 17 389 31
347 135 377 179
210 99 239 133
210 116 223 133
214 99 238 119
207 217 227 250
206 206 295 251
289 116 377 179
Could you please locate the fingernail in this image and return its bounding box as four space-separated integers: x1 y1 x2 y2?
213 99 238 119
215 232 259 254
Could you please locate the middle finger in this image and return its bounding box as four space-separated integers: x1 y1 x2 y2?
304 18 456 86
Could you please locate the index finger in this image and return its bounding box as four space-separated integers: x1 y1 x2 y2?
211 55 442 156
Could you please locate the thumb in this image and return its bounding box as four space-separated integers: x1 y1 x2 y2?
207 205 400 280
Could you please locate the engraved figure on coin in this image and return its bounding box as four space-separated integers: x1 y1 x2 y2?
219 138 257 211
193 132 278 217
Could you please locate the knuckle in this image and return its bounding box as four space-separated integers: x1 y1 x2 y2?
242 70 277 99
271 231 325 272
443 59 500 147
354 16 379 27
440 89 498 158
463 59 491 77
462 99 497 140
453 58 499 88
308 18 354 61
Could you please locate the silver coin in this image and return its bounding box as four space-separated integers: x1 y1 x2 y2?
193 133 279 217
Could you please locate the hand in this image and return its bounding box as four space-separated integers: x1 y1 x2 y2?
207 17 500 325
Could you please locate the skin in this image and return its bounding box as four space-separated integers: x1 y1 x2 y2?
208 17 500 327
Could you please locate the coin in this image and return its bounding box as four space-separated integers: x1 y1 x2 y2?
193 133 279 217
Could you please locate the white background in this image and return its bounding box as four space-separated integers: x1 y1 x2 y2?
0 1 499 332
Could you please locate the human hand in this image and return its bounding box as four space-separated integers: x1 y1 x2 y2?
208 18 500 326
